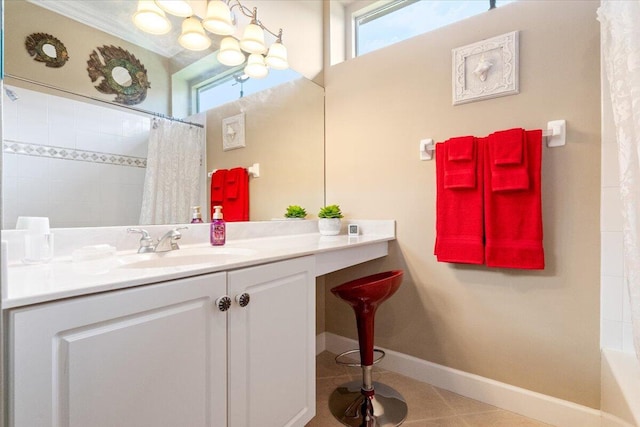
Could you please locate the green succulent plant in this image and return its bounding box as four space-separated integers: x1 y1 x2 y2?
284 205 307 218
318 204 343 219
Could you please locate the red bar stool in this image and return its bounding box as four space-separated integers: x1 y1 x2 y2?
328 270 408 427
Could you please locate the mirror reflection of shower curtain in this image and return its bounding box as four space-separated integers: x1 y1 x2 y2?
599 0 640 360
139 118 203 224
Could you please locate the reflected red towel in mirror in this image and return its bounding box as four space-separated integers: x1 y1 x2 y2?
210 169 227 219
224 167 249 222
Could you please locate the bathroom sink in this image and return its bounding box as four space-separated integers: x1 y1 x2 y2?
119 247 257 269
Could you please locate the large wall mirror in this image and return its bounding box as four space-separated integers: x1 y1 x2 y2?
2 0 325 228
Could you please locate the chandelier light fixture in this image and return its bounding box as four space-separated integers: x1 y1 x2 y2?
133 1 172 35
178 16 212 50
155 0 193 17
133 0 289 78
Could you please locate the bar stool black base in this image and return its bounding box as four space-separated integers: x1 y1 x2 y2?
329 380 408 427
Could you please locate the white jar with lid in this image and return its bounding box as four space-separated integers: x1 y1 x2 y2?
16 217 54 264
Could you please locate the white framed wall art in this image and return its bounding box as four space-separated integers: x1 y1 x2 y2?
222 112 246 151
452 31 519 105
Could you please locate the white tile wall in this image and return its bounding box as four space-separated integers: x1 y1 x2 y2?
2 86 149 229
601 71 635 353
602 275 624 322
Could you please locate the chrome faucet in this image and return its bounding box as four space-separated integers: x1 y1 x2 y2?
127 228 155 253
127 227 188 253
155 227 187 252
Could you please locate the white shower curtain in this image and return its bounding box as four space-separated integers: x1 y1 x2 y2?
599 0 640 359
139 118 203 225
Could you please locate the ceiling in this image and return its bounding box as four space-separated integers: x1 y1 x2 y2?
25 0 325 81
26 0 212 58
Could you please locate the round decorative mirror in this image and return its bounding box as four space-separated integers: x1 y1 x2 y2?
86 45 151 105
25 33 69 68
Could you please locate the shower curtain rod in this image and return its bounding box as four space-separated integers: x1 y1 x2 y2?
4 74 204 128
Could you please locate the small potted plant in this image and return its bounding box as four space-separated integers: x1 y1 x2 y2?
284 205 307 220
317 204 343 235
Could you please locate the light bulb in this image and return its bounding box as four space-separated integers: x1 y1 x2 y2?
239 23 266 54
244 53 268 79
133 0 171 35
217 37 245 66
178 17 212 51
265 42 288 70
203 0 235 36
154 0 193 17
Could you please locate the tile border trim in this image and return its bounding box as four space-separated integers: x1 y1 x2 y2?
3 140 147 168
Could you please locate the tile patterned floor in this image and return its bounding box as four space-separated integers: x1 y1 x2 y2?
306 352 554 427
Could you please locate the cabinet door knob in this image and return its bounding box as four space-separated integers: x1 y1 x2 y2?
235 293 250 307
215 296 232 312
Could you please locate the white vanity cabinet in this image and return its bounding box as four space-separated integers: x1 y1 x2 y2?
8 271 228 427
7 256 316 427
227 256 316 427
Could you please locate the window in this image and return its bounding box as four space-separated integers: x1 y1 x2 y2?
195 68 302 113
354 0 515 57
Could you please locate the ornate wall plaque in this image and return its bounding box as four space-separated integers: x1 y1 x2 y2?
222 112 246 151
25 33 69 68
86 45 151 105
452 31 519 105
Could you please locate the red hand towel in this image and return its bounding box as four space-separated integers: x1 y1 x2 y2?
210 169 227 219
225 171 239 199
490 128 524 165
484 130 544 269
488 128 529 191
444 136 477 189
434 138 484 265
224 167 249 222
447 136 475 161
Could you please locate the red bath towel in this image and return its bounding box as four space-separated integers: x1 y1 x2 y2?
224 167 249 222
484 130 544 269
434 137 484 265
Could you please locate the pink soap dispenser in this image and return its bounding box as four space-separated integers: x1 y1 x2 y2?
190 206 203 223
210 205 226 246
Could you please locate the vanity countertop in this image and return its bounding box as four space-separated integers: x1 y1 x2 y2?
3 221 395 309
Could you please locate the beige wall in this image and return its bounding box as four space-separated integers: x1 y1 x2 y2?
324 0 601 408
205 78 325 221
5 1 171 115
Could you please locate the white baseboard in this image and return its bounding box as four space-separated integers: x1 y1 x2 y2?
602 413 635 427
321 332 602 427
